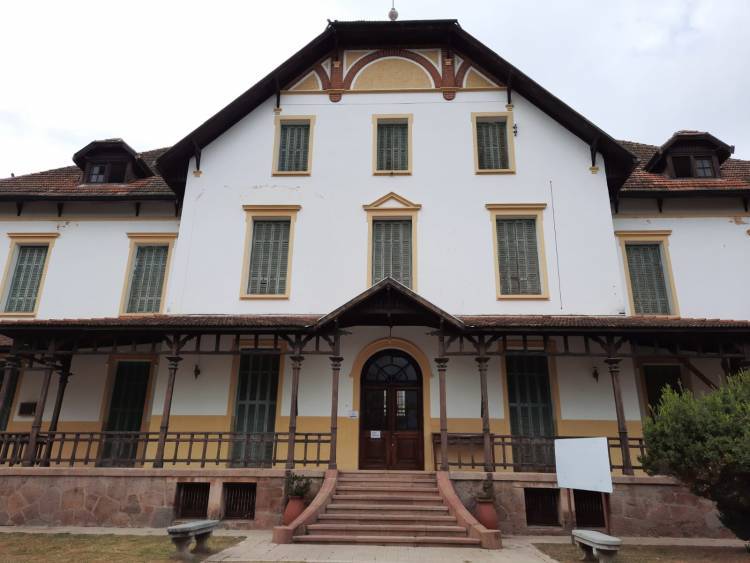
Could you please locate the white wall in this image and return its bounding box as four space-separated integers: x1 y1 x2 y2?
168 90 625 316
0 203 178 319
614 199 750 320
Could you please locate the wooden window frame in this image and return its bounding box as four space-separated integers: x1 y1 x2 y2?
372 114 413 175
486 204 549 300
0 233 59 317
240 205 300 300
272 115 315 176
615 230 679 317
472 112 516 174
119 233 177 316
84 160 130 184
364 195 421 289
667 153 718 179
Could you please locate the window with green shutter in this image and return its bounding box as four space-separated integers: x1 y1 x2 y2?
496 218 541 295
248 220 291 295
4 245 49 313
476 119 509 170
625 243 671 315
376 120 409 171
372 219 412 287
277 122 310 172
126 245 169 313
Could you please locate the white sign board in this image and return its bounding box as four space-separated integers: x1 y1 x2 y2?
554 437 613 493
370 430 381 439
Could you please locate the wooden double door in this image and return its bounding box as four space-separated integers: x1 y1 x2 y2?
359 350 424 470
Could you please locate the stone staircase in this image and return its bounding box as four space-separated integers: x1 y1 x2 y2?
292 470 480 547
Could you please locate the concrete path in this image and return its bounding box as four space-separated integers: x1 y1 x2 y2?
207 532 555 563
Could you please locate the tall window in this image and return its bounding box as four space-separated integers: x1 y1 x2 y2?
3 244 50 313
125 245 169 313
473 113 515 173
495 218 541 296
373 115 412 174
248 220 291 296
625 243 672 315
371 219 412 287
273 117 314 174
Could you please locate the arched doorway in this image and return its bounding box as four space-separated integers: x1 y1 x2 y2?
359 349 424 470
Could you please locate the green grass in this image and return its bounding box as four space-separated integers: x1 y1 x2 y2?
0 533 243 563
534 543 749 563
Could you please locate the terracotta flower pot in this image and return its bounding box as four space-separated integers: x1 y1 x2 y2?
283 496 306 525
474 498 499 530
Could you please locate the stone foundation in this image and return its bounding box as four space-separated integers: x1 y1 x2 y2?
0 467 323 529
451 472 732 538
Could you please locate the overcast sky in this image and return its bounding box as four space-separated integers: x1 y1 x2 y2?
2 0 749 177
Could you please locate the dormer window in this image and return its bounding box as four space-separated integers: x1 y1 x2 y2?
671 154 716 179
86 161 128 184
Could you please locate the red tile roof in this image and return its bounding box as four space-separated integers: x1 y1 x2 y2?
619 139 750 195
0 148 175 200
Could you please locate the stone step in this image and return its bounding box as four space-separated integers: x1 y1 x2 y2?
306 523 468 537
326 503 449 515
338 470 436 475
318 513 458 525
337 477 438 487
336 484 439 494
338 472 436 482
293 534 480 547
331 494 443 505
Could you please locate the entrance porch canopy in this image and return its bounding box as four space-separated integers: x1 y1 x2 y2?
0 278 749 473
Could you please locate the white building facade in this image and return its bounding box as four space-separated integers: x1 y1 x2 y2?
0 19 746 537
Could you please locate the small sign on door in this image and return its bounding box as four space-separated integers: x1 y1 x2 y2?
370 430 381 439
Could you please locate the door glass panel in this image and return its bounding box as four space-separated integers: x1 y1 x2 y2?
394 389 420 431
363 388 388 430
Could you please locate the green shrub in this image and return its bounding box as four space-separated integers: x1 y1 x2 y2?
285 472 312 498
642 371 750 540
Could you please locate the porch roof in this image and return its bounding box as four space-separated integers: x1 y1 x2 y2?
1 313 750 336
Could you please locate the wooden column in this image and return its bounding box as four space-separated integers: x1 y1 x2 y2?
436 357 449 471
41 357 72 466
0 355 19 429
286 354 304 470
154 354 182 468
23 363 54 466
328 354 343 470
605 357 633 475
476 356 493 472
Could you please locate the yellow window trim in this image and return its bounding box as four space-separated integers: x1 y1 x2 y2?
615 230 680 317
486 204 549 300
0 232 59 318
364 193 420 290
472 112 517 174
272 115 316 176
119 233 177 316
372 114 413 175
240 205 301 300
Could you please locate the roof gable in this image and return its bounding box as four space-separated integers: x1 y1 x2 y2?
157 19 635 199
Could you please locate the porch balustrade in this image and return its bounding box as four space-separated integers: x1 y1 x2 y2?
0 430 331 469
430 432 645 475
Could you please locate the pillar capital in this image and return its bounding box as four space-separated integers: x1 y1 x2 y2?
435 356 449 368
329 355 343 369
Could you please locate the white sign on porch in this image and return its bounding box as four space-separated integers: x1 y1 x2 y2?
554 437 613 493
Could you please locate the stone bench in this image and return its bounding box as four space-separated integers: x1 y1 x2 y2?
571 529 622 562
167 519 220 560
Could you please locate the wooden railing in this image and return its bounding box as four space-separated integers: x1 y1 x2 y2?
0 431 331 468
431 433 645 474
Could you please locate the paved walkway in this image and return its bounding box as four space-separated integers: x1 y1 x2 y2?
0 527 744 562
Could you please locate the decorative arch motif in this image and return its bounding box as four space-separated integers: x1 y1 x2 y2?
343 48 442 90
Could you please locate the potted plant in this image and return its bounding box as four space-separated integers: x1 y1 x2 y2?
282 472 311 525
474 478 499 530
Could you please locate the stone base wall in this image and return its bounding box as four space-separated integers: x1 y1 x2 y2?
0 468 323 529
451 472 732 538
